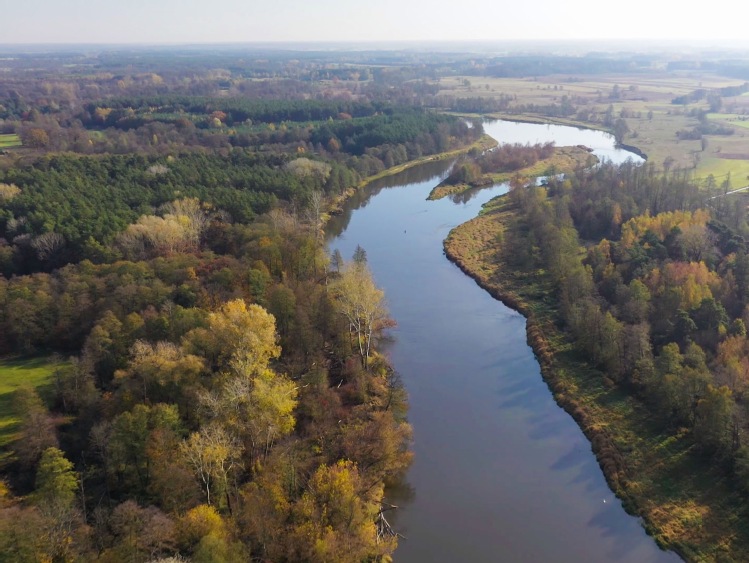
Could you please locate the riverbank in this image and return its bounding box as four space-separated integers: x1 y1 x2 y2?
444 110 611 132
427 145 597 200
444 194 749 562
438 72 749 189
327 134 498 215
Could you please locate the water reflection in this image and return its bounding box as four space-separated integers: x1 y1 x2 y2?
448 182 504 204
326 120 677 563
325 158 454 240
435 118 646 206
483 119 645 166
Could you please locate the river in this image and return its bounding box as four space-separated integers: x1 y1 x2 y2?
326 120 679 562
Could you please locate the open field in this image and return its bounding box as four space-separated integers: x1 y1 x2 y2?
0 134 21 149
706 113 749 129
699 157 749 187
438 72 749 188
0 355 65 449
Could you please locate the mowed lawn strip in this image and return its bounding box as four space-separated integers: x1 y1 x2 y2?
0 134 21 148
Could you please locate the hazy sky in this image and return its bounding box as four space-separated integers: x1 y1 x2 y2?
1 0 745 44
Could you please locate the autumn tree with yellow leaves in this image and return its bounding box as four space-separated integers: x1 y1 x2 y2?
330 260 394 368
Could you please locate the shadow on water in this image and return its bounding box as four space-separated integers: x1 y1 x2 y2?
327 120 677 563
550 445 589 473
498 382 545 412
386 477 416 506
527 413 570 441
588 504 653 562
549 443 607 495
448 180 511 205
325 158 454 240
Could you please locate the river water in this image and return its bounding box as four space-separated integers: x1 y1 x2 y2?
326 121 678 562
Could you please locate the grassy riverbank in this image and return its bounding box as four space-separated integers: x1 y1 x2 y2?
327 134 498 214
427 145 597 200
444 195 749 561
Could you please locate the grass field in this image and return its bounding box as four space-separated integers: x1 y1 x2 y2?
0 356 65 449
698 157 749 187
706 113 749 130
0 134 21 149
438 72 749 188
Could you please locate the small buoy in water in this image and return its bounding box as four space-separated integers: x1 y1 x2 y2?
603 499 607 503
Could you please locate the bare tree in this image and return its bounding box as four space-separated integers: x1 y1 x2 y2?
31 232 65 261
180 423 240 507
305 190 325 242
330 261 394 368
160 197 207 249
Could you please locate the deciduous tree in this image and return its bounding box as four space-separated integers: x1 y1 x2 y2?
287 460 392 562
184 299 280 373
330 261 393 368
180 424 240 507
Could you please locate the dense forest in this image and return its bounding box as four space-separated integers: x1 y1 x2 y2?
0 107 480 275
7 43 749 561
501 161 749 488
0 47 489 562
0 203 413 561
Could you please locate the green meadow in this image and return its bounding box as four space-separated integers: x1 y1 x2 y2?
0 134 21 148
0 356 66 449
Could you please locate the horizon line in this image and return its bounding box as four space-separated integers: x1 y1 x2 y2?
2 38 749 47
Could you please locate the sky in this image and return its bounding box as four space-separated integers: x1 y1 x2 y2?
1 0 747 45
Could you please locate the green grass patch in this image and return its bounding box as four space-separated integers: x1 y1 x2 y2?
0 134 21 149
706 113 749 130
0 356 66 449
697 157 749 188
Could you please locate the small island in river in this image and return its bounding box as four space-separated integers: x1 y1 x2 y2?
428 143 597 200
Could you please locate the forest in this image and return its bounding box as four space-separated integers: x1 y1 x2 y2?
0 109 479 275
498 160 749 460
0 204 414 561
0 47 490 563
7 42 749 561
444 159 749 557
441 142 556 187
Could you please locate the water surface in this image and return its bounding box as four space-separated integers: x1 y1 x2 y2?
326 120 675 562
